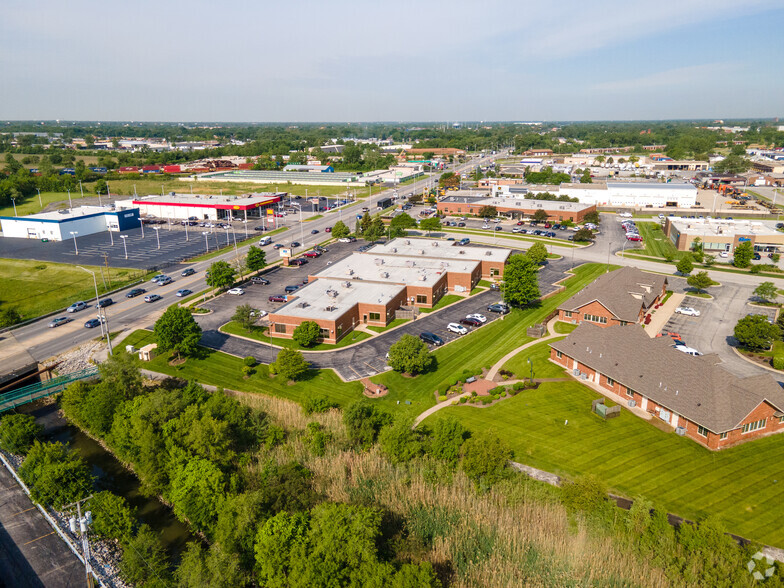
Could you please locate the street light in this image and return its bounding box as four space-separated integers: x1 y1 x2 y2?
69 231 79 255
11 197 17 216
140 218 145 239
527 357 533 385
203 231 210 252
153 226 161 249
77 266 112 353
120 235 128 259
36 188 42 209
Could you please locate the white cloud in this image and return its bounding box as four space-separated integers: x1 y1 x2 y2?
590 62 742 92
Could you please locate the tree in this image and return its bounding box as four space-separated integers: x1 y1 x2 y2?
532 209 549 223
687 271 715 294
176 542 246 588
419 217 441 236
343 400 392 450
389 213 416 238
477 205 497 218
331 220 350 239
271 348 308 380
0 306 22 327
573 227 593 242
363 217 385 242
254 511 310 586
583 211 600 224
501 254 540 307
18 441 93 508
438 171 458 188
0 413 42 455
713 154 752 174
429 416 467 465
245 245 266 273
99 350 143 400
580 169 593 183
293 321 321 347
703 254 715 267
120 524 171 586
170 457 226 532
387 334 434 375
93 178 108 195
378 417 424 463
732 242 754 268
676 255 694 275
733 314 781 350
460 431 512 488
232 303 256 332
206 260 237 290
90 490 136 543
754 281 778 303
154 305 203 360
525 242 548 265
691 237 704 262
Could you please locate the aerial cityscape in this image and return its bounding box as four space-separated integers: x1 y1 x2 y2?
2 2 784 587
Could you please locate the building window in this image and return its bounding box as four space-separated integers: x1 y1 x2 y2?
274 323 287 334
584 314 608 324
416 295 427 304
626 387 634 397
556 350 562 359
697 425 708 437
720 432 728 440
319 328 330 339
490 268 499 276
563 311 572 318
369 312 381 321
780 416 784 424
606 377 615 386
742 419 766 434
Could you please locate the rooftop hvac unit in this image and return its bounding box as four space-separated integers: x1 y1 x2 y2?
627 399 636 408
380 271 389 278
374 258 383 265
572 368 580 376
675 427 686 436
419 274 427 281
432 242 438 247
298 302 309 308
391 247 397 253
418 249 425 255
458 250 465 254
405 260 414 267
485 251 492 256
346 268 354 275
325 305 337 312
326 289 338 297
341 281 352 288
580 374 588 380
405 240 410 245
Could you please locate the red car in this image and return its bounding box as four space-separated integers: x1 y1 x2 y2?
325 226 332 233
627 235 642 242
269 295 287 302
516 221 524 226
303 251 322 258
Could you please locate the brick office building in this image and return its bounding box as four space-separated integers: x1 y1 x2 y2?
557 267 667 327
549 324 784 449
437 195 596 223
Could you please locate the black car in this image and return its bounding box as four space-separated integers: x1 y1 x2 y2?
251 276 270 285
311 229 319 234
96 298 113 308
459 317 482 327
419 332 444 346
254 225 267 231
126 288 146 298
284 285 300 293
289 258 307 266
487 303 510 314
753 253 762 260
84 318 104 329
291 242 301 248
181 268 196 277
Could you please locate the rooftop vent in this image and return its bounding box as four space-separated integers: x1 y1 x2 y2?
374 258 383 265
346 268 354 275
418 249 425 255
298 302 310 308
392 247 397 253
405 260 414 268
432 242 439 247
325 305 337 312
405 240 410 245
380 271 389 278
342 281 352 288
485 251 492 256
458 250 465 254
419 274 427 281
326 289 338 298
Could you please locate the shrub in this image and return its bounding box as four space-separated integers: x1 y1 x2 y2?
459 397 467 404
773 355 784 370
471 391 477 397
303 395 339 415
750 265 762 274
492 395 500 401
489 386 506 395
241 365 253 377
0 414 43 455
243 356 257 367
438 395 447 402
481 397 493 405
512 382 525 391
500 391 507 397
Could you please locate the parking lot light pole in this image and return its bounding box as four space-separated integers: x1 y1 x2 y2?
153 226 161 249
185 221 189 241
140 219 145 239
78 266 104 337
527 357 533 384
36 188 42 208
120 235 128 259
11 197 17 216
203 231 210 252
70 231 79 255
224 227 230 246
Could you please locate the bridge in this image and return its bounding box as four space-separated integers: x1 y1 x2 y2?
0 368 100 413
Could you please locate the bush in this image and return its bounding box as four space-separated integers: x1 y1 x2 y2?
303 395 339 415
470 391 477 397
459 397 467 404
241 365 254 377
489 386 506 395
438 395 447 402
243 356 257 367
750 265 762 274
773 355 784 370
492 395 500 401
0 414 43 455
293 321 321 347
512 382 525 391
481 397 493 405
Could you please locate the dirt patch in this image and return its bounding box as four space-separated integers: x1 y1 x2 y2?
168 357 187 366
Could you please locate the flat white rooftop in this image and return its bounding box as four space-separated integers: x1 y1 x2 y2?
669 218 783 238
4 205 115 221
133 192 282 207
371 238 511 263
274 278 405 320
314 252 479 288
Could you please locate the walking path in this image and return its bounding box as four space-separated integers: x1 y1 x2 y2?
486 316 560 380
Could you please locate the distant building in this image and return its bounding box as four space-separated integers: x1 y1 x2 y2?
651 160 710 172
282 164 335 173
0 206 140 241
663 217 784 253
522 149 553 157
559 182 698 208
115 193 284 222
437 193 595 223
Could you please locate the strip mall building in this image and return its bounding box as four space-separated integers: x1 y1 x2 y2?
115 192 285 222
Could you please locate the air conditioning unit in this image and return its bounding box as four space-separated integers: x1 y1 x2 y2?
675 427 686 436
580 374 588 380
627 399 636 407
573 368 580 376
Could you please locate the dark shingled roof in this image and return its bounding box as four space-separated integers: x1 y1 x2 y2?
550 323 784 433
558 267 667 323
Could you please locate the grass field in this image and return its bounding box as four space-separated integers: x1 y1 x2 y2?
0 258 143 319
501 338 566 379
187 227 290 262
370 263 612 417
419 294 463 313
220 320 372 350
366 318 410 333
123 330 363 406
431 372 784 548
445 227 577 248
635 222 687 260
553 321 578 334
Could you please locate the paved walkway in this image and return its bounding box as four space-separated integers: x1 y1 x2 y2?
486 316 560 380
645 292 685 337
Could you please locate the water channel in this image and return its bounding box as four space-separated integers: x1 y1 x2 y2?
19 400 194 559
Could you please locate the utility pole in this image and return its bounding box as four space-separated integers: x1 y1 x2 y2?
65 495 94 588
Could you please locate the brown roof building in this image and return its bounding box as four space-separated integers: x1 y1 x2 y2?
557 267 667 327
549 324 784 448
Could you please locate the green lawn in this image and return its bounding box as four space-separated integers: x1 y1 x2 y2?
553 321 578 334
188 227 290 262
431 377 784 549
635 222 687 260
445 227 577 248
501 338 566 379
419 294 463 313
304 215 323 222
366 318 410 333
0 258 143 319
370 263 612 417
220 321 373 350
123 330 363 406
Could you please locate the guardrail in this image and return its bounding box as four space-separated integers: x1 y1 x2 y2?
0 367 99 413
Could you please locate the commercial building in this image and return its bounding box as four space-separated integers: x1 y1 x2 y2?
437 193 596 223
550 324 784 449
282 164 335 173
663 217 784 253
557 267 667 327
559 182 698 208
115 193 284 222
0 206 140 241
651 160 710 172
195 169 368 186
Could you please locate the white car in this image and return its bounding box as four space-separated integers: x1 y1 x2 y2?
618 212 633 218
674 345 702 356
675 306 700 317
338 237 353 243
250 309 268 318
227 288 245 295
466 313 487 323
447 322 468 335
719 251 729 258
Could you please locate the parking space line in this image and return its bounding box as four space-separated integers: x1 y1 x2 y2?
23 531 55 546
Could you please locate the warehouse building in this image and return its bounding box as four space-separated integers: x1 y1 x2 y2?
370 238 510 278
195 169 368 186
115 192 284 222
663 217 784 253
559 182 698 208
0 206 140 241
437 193 596 223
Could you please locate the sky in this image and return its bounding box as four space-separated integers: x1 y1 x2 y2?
1 0 783 122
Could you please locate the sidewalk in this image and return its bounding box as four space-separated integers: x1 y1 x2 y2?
645 292 685 337
486 315 560 380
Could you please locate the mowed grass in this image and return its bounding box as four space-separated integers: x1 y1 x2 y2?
419 294 463 313
370 263 611 417
432 377 784 548
635 222 687 260
501 338 566 379
0 190 97 216
553 321 578 334
220 321 372 350
366 318 410 333
0 258 142 319
123 330 363 406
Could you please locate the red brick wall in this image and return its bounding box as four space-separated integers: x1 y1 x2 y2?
563 300 630 328
267 315 341 344
436 202 595 223
446 269 476 292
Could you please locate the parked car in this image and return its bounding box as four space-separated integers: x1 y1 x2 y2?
254 225 267 231
250 309 268 318
227 288 245 295
96 298 113 308
487 303 509 314
447 322 468 335
466 313 487 323
459 317 482 327
67 301 88 313
289 258 307 266
303 251 322 258
84 318 105 329
176 289 193 297
338 237 356 243
719 251 729 258
250 276 270 285
126 288 146 298
284 285 300 293
753 252 762 260
674 345 702 356
144 294 162 303
627 235 643 242
675 306 700 317
419 331 444 346
48 316 73 328
268 295 287 302
181 268 196 277
158 276 173 286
